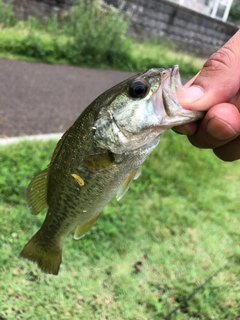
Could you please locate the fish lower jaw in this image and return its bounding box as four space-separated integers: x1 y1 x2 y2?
157 111 204 128
156 88 204 127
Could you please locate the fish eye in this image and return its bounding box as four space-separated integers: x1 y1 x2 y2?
128 80 149 99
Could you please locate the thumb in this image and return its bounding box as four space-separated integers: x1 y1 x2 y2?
178 30 240 111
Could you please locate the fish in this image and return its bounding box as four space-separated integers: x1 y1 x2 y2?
20 65 204 275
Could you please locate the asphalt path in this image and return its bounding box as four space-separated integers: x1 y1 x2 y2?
0 59 135 138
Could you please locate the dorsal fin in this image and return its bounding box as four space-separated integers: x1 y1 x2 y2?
26 168 49 215
74 211 101 240
116 167 142 201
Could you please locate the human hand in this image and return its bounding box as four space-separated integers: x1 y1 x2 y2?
176 30 240 161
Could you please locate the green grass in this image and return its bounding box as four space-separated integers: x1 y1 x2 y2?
0 0 205 77
1 134 240 319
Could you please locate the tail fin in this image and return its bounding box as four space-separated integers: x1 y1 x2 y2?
20 231 62 275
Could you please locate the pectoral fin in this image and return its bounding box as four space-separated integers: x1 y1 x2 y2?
116 167 142 201
26 168 49 215
81 153 116 171
74 212 101 240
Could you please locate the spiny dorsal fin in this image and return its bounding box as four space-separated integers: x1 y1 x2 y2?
74 211 101 240
116 167 142 201
81 153 116 171
26 168 49 215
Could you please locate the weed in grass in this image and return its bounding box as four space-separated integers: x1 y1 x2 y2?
60 0 131 67
1 133 240 318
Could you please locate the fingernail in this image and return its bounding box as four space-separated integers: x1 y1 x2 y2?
179 86 205 103
206 117 237 140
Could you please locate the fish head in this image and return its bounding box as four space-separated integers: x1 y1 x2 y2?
93 65 204 153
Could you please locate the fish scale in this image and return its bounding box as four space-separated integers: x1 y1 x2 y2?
20 65 204 275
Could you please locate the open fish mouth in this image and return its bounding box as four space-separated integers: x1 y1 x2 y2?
154 65 204 127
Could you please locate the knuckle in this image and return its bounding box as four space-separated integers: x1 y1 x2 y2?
188 135 207 148
213 149 234 161
203 46 235 74
188 135 218 149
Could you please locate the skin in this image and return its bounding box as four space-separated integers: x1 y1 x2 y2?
175 30 240 161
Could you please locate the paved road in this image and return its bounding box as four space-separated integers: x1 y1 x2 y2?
0 59 135 137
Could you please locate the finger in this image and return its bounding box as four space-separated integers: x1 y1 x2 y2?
172 122 198 135
182 72 200 89
178 30 240 111
188 103 240 149
213 136 240 161
230 90 240 110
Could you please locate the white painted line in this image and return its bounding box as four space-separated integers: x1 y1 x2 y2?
0 133 63 145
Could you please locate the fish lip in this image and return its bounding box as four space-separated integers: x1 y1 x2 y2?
162 65 180 115
155 65 204 126
161 65 186 116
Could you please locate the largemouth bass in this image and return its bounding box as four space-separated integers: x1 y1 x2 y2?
21 65 204 275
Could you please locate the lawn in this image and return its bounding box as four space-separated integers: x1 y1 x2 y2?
1 133 240 319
